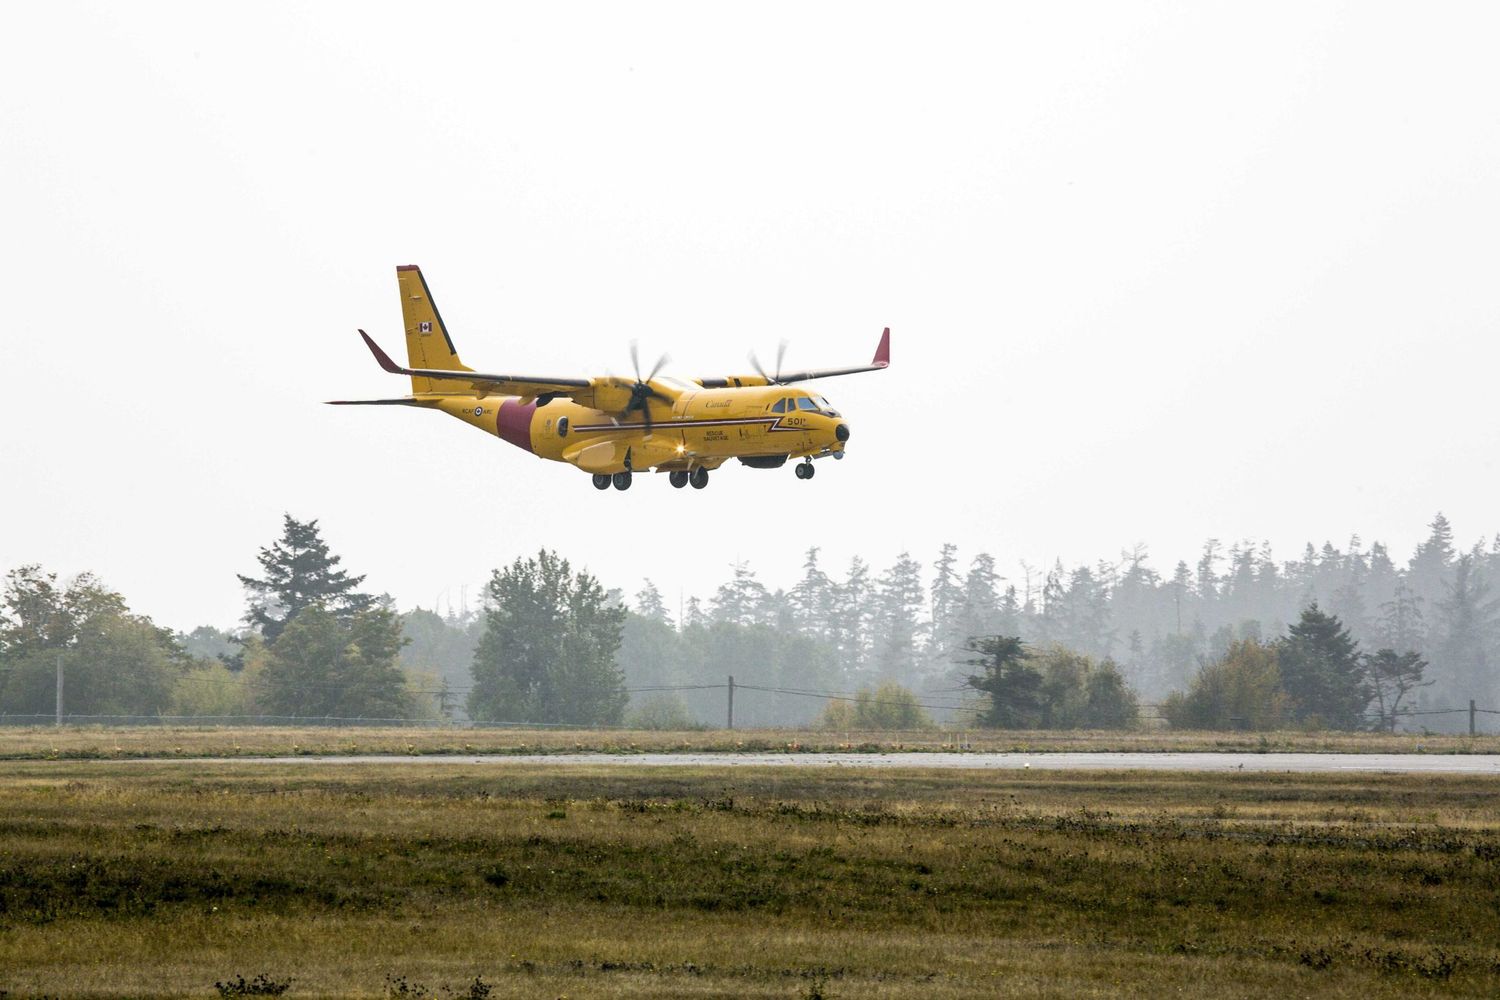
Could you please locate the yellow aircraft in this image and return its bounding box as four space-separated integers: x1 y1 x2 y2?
330 265 890 490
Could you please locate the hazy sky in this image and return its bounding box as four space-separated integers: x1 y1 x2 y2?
4 2 1498 631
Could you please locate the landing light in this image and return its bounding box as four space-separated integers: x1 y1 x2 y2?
676 443 685 454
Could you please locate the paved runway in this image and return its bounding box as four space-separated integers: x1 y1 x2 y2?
161 751 1500 773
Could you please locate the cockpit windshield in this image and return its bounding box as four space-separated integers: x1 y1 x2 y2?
795 397 818 412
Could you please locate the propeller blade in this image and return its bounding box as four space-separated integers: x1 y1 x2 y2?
645 352 670 383
749 350 772 385
629 341 642 382
774 340 788 382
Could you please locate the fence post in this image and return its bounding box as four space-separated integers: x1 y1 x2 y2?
1471 699 1477 736
55 653 63 727
727 675 735 730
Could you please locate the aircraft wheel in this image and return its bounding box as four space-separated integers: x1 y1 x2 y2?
689 468 709 490
795 461 815 480
592 473 611 490
669 471 689 489
612 471 633 491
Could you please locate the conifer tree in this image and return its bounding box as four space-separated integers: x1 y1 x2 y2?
928 543 962 654
709 561 769 627
634 579 672 625
789 547 834 639
963 636 1041 728
1277 602 1370 729
238 515 373 642
1434 554 1500 700
872 552 924 682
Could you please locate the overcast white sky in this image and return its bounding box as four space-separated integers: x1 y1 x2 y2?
3 2 1498 631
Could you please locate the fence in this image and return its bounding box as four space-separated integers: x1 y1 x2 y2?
5 682 1498 733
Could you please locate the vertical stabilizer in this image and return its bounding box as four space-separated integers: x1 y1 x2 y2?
396 265 472 393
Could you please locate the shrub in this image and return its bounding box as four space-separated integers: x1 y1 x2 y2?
1163 639 1288 730
816 682 932 730
626 693 699 730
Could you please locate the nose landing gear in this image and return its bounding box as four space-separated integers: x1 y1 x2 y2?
794 460 816 480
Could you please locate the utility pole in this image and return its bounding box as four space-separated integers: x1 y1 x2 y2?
1470 699 1477 736
55 652 64 727
727 675 735 730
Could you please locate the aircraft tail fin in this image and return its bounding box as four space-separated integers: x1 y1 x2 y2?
396 265 473 393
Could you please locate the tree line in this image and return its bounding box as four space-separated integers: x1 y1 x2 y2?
1 512 1492 732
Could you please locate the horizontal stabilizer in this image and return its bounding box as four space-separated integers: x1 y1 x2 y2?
325 397 432 406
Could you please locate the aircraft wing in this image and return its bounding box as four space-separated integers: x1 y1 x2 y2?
355 329 591 399
696 327 890 388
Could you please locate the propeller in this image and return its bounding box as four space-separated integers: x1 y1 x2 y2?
617 340 672 434
749 339 789 386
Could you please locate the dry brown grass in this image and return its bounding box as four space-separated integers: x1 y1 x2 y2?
1 762 1498 997
2 723 1496 760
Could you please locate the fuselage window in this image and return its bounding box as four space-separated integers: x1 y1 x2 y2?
796 397 818 412
557 416 569 437
771 399 787 413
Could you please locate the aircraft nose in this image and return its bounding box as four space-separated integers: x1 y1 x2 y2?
835 423 850 442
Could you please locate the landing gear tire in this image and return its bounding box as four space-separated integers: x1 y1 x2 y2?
795 461 816 480
592 473 611 490
669 470 689 489
612 471 633 491
689 467 709 490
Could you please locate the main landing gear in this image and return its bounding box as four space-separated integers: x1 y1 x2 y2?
794 460 816 480
597 468 708 490
591 471 633 491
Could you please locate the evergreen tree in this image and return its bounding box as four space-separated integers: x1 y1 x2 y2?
259 605 411 719
634 579 672 625
827 556 871 677
1434 554 1500 702
709 561 769 627
1277 603 1370 729
871 552 924 683
1376 581 1425 654
468 550 627 724
788 547 834 639
238 515 373 642
957 553 1002 641
964 636 1042 728
928 543 963 655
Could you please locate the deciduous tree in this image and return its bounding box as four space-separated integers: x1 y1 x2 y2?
468 550 627 725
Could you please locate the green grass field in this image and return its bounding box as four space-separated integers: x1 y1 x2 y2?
3 761 1500 997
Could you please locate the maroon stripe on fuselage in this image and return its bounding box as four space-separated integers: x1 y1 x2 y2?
496 399 537 452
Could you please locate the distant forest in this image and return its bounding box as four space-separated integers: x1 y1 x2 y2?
11 511 1495 732
375 512 1497 729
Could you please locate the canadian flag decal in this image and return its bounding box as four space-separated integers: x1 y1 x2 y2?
418 321 432 333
